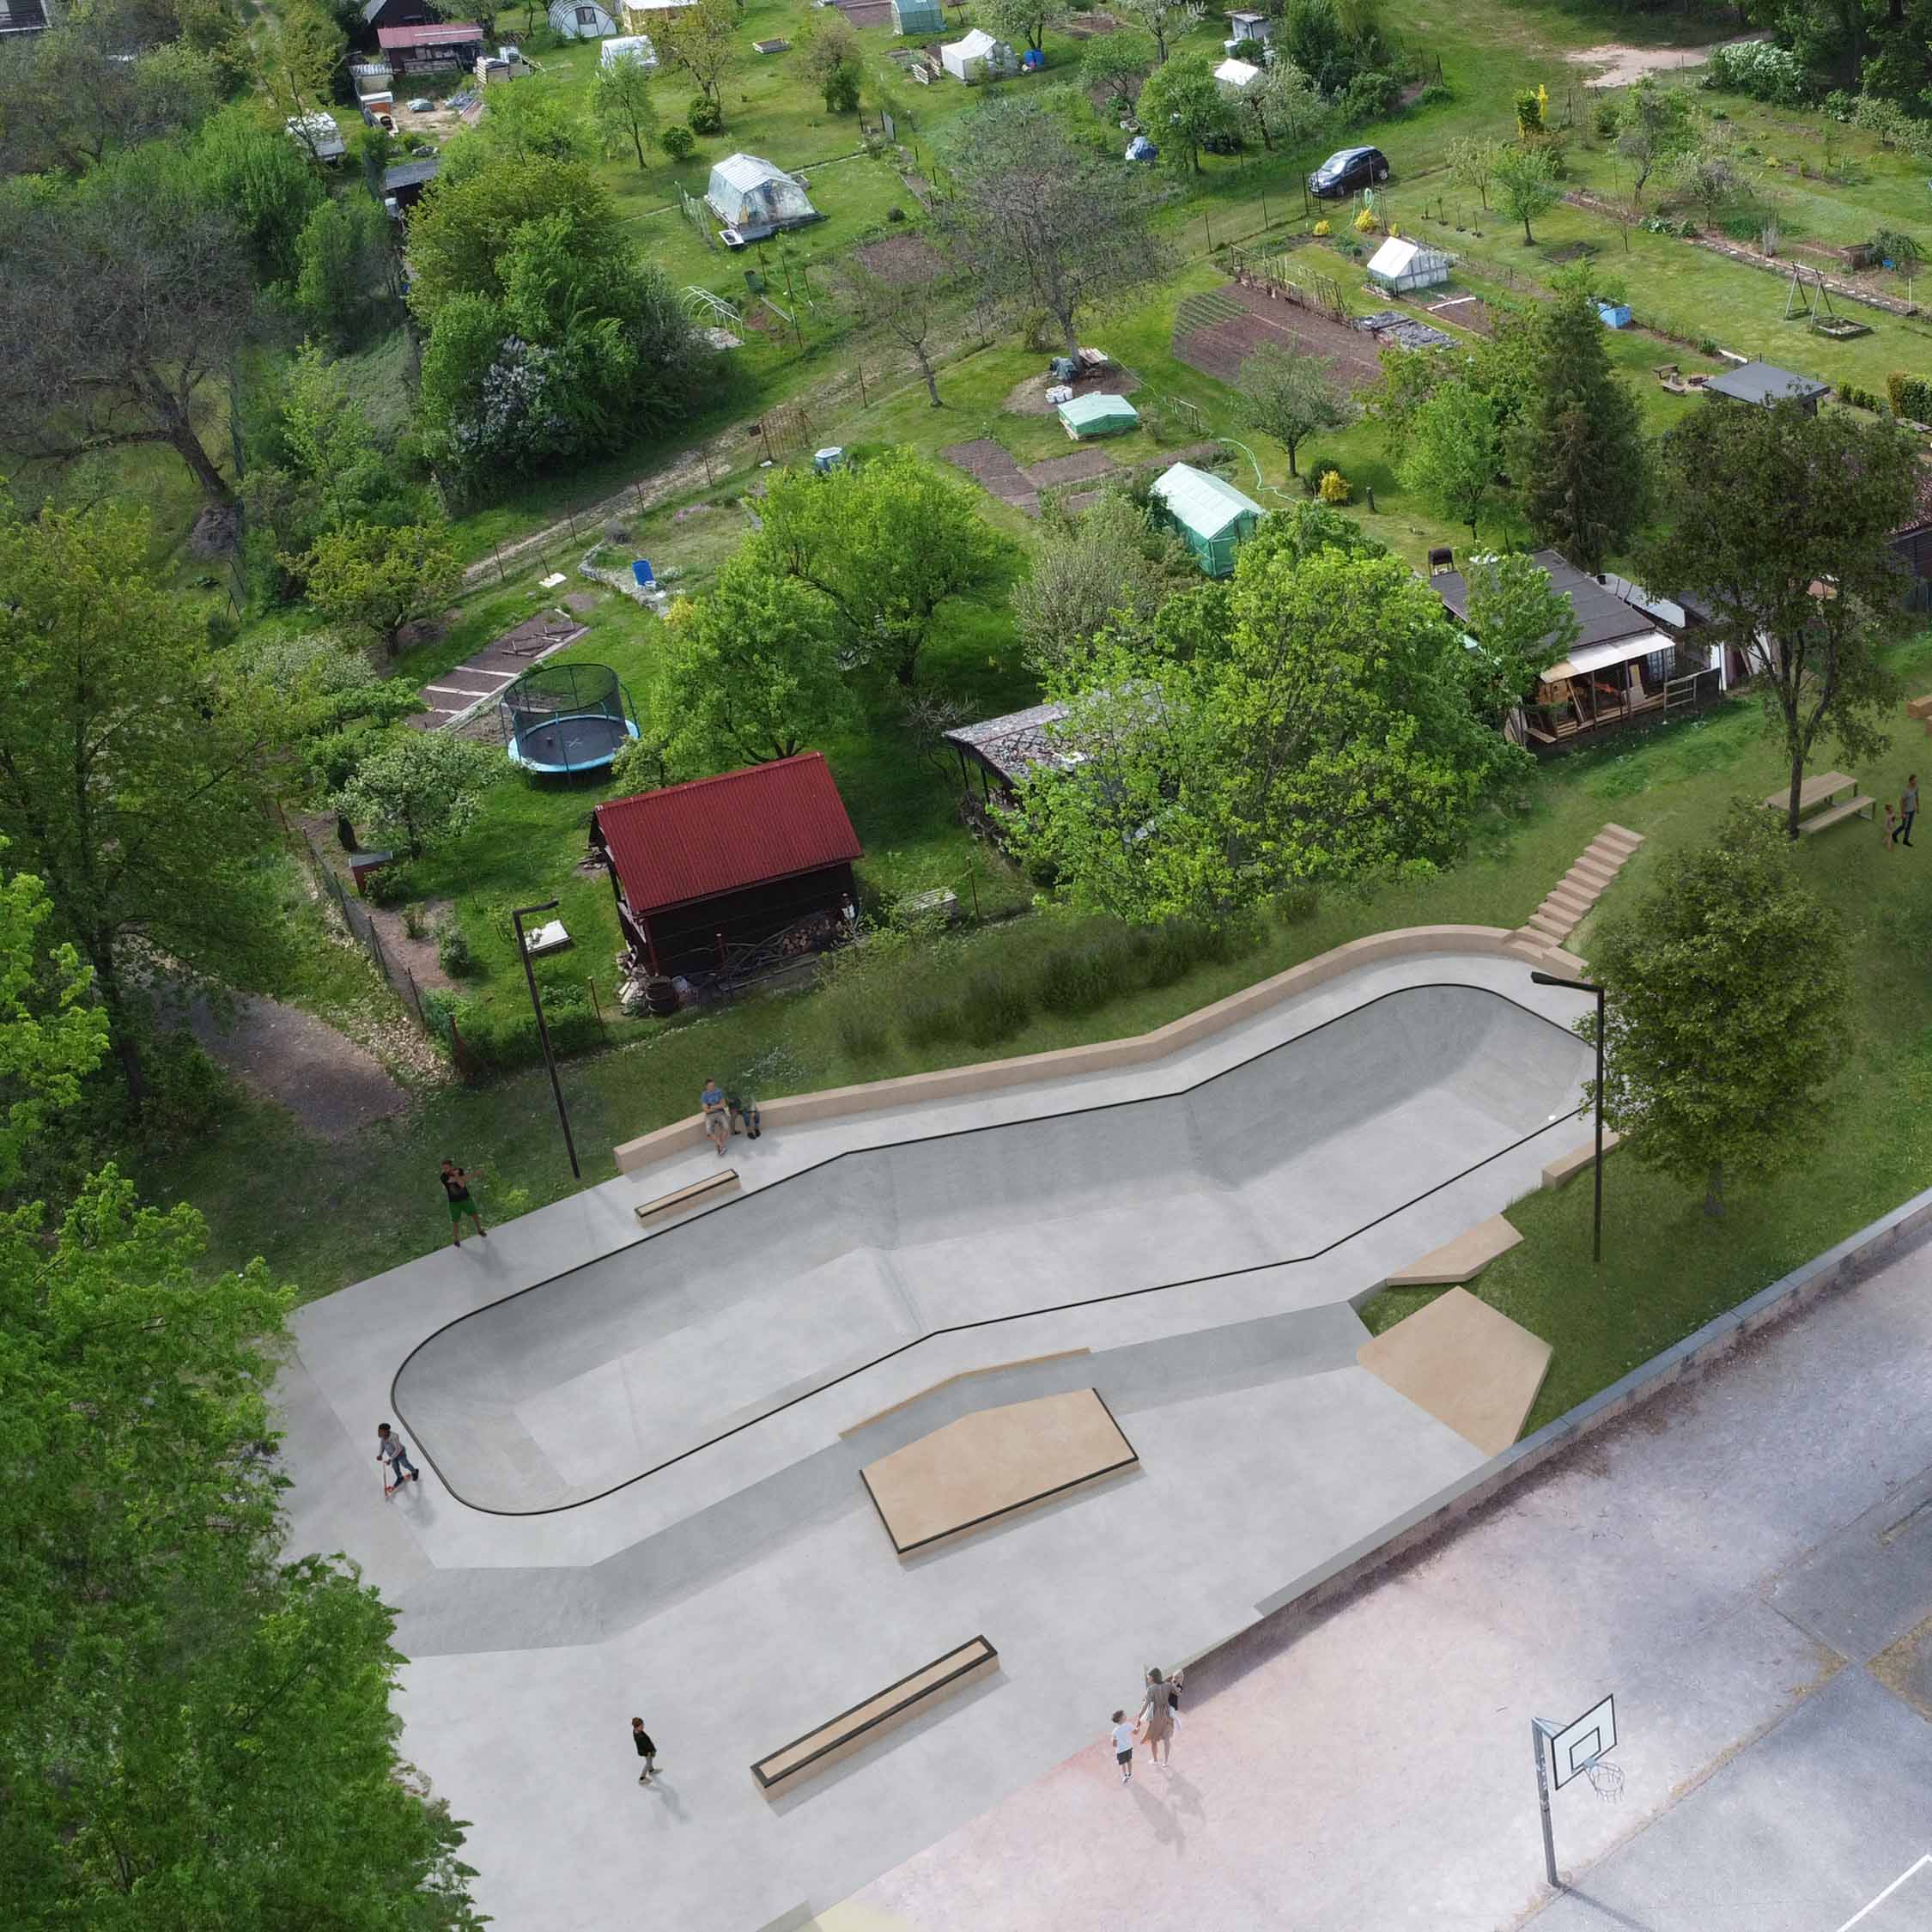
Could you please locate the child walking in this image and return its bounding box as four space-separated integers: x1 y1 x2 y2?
1110 1710 1138 1783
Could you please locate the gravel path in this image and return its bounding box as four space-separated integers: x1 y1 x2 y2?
191 993 410 1139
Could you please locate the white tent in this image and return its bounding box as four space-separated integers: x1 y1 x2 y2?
1365 235 1452 295
598 29 655 63
1213 55 1261 93
941 27 1014 81
703 152 819 240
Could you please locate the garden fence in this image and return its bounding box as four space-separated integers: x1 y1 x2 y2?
296 826 440 1042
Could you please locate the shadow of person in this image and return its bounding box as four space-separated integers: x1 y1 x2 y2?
643 1774 688 1823
1160 1763 1207 1824
1129 1775 1187 1853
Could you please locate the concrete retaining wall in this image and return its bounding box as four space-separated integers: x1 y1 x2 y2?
1192 1178 1932 1689
613 925 1534 1174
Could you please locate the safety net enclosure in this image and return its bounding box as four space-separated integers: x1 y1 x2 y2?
500 661 639 775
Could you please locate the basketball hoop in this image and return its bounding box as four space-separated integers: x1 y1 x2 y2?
1582 1756 1624 1803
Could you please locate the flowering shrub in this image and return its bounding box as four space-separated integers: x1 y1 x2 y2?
1701 41 1808 105
1312 218 1331 237
1353 206 1378 234
1318 469 1352 503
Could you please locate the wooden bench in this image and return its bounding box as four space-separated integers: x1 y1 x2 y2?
1908 694 1932 733
1796 794 1877 836
634 1169 738 1224
750 1637 999 1794
1763 770 1873 835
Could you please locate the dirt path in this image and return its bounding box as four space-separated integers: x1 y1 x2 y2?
1564 32 1764 88
191 994 410 1138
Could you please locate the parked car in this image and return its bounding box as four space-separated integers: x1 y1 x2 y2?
1309 145 1390 197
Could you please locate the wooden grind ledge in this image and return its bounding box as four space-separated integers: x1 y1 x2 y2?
1357 1287 1552 1457
1378 1213 1522 1289
1541 1131 1622 1190
634 1169 738 1223
750 1637 999 1795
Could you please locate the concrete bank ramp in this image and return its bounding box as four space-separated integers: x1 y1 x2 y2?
393 983 1587 1513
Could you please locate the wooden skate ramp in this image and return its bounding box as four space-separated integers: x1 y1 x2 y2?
1357 1288 1551 1456
860 1389 1138 1556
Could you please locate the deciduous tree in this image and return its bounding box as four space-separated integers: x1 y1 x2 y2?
939 96 1172 358
591 46 659 166
650 547 854 771
1614 76 1692 204
1446 133 1501 211
1012 489 1183 675
1492 141 1560 244
977 0 1070 55
0 150 255 501
1400 380 1504 539
1110 0 1203 64
1082 27 1157 118
1510 284 1650 574
1244 58 1326 152
836 247 951 406
1239 342 1353 477
1011 521 1526 922
799 9 863 110
760 450 1009 686
1645 401 1916 839
1460 550 1582 723
1138 51 1233 173
1589 804 1849 1219
333 731 500 858
0 502 283 1101
298 519 463 653
658 0 739 116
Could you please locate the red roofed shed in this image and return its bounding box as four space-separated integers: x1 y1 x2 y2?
592 753 862 979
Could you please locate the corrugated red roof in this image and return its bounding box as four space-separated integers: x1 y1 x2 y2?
377 20 481 45
596 753 862 916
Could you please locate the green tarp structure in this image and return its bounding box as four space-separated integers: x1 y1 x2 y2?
890 0 945 33
1056 392 1140 440
1149 462 1264 576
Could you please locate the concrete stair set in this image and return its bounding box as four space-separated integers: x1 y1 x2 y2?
1504 822 1644 967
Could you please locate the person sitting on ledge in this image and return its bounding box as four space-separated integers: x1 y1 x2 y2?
700 1078 729 1155
727 1089 762 1140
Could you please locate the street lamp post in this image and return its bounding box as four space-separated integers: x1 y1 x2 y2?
513 899 580 1181
1532 969 1606 1265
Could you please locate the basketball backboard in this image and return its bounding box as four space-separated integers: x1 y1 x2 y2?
1546 1694 1617 1789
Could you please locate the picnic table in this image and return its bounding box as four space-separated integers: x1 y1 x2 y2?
1761 770 1875 835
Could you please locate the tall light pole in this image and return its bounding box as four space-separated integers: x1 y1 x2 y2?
513 899 580 1181
1532 969 1606 1265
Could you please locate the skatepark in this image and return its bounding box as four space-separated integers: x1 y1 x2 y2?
278 937 1601 1932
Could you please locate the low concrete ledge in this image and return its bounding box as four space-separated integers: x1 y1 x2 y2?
750 1637 999 1795
1379 1214 1522 1288
1541 1130 1621 1189
614 925 1522 1174
634 1170 738 1224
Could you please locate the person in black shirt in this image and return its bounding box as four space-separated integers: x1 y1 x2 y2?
631 1716 659 1784
440 1159 487 1248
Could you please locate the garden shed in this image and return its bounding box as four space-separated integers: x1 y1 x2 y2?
1703 359 1829 413
1365 235 1450 295
1213 55 1262 93
592 752 862 981
941 27 1016 82
704 153 820 240
1057 392 1139 440
891 0 945 33
1150 463 1263 576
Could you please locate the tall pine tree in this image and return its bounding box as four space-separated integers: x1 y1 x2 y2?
1510 286 1650 574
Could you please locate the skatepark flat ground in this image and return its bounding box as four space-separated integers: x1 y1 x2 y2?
826 1209 1932 1932
278 948 1595 1932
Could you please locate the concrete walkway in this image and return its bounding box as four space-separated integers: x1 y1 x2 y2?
278 946 1595 1932
828 1212 1932 1932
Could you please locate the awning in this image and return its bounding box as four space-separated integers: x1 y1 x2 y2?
1540 630 1674 684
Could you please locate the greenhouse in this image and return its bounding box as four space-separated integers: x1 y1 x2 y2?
1364 236 1452 295
890 0 945 33
703 154 820 240
1056 392 1140 440
1149 463 1264 577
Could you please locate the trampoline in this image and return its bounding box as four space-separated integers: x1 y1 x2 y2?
501 662 640 776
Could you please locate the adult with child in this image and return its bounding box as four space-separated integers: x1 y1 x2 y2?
1137 1666 1176 1766
1899 774 1918 849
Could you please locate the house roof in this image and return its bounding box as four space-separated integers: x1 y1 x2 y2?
1431 548 1656 652
1365 235 1447 279
1150 463 1262 540
382 157 440 190
1704 359 1830 405
1058 392 1139 428
1214 55 1261 86
377 20 481 46
595 753 862 917
941 702 1075 786
708 150 793 192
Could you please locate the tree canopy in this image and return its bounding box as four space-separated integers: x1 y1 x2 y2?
0 501 284 1101
1645 400 1916 838
939 97 1172 359
1590 805 1850 1218
1012 516 1527 923
1240 342 1354 478
332 732 501 859
758 450 1009 686
1138 52 1235 173
1460 550 1582 723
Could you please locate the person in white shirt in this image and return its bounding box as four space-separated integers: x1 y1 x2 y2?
1110 1710 1138 1783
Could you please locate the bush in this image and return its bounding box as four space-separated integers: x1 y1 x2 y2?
1312 217 1331 237
1416 80 1453 107
823 64 860 112
438 923 477 976
899 978 966 1045
1302 456 1342 498
1701 41 1809 105
1889 373 1932 422
401 902 428 940
1352 206 1378 234
1318 468 1352 503
1336 70 1398 124
440 988 605 1073
687 97 723 134
661 124 696 160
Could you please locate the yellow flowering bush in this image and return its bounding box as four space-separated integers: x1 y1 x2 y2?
1353 207 1378 234
1312 218 1331 237
1319 469 1352 503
